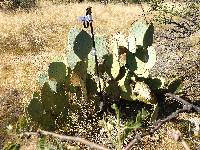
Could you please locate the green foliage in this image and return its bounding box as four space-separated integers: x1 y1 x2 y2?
16 0 36 8
67 29 93 70
145 46 157 69
2 0 37 10
100 104 150 150
111 104 122 150
53 139 64 150
27 92 44 122
126 51 137 71
87 53 96 75
37 135 61 150
85 74 98 97
37 73 48 87
67 50 82 70
94 36 108 59
73 61 87 80
111 55 121 79
87 36 108 75
133 81 157 104
16 116 27 133
103 20 157 104
37 135 46 150
110 27 153 81
123 107 150 140
99 54 113 76
145 77 162 90
134 58 149 78
68 28 81 51
105 80 121 99
26 21 159 134
129 46 156 78
128 34 137 53
3 143 20 150
124 108 149 130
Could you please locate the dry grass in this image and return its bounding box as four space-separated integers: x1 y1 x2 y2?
0 1 150 54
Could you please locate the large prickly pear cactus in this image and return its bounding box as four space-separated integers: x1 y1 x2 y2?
28 21 158 131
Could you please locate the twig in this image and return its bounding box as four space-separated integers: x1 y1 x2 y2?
123 134 144 150
150 105 192 134
21 130 110 150
166 93 200 112
168 21 191 33
124 93 200 150
181 140 190 150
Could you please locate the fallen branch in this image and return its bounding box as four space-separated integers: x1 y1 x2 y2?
150 105 192 134
166 93 200 112
123 107 190 150
124 93 200 150
21 130 110 150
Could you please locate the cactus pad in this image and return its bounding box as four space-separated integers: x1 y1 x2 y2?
110 33 128 79
48 62 67 83
37 73 48 87
133 82 156 104
27 92 44 122
87 52 96 75
67 50 81 70
128 34 137 53
111 56 121 79
68 27 80 50
111 33 127 56
73 30 92 60
134 57 149 78
129 21 154 48
145 46 157 69
94 36 108 59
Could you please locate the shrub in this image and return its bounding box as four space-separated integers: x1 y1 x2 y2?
1 0 37 10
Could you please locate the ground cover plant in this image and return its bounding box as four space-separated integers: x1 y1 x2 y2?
0 0 200 150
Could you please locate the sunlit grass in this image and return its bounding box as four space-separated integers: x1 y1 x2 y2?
0 1 150 54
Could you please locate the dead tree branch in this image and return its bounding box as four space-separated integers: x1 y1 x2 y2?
166 93 200 112
21 130 110 150
124 93 200 150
